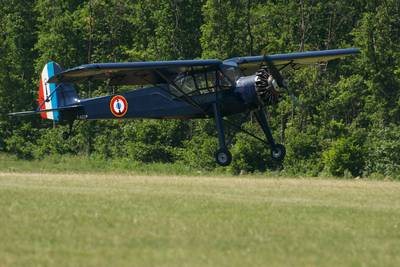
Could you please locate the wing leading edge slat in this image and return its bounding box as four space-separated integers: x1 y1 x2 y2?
223 48 360 74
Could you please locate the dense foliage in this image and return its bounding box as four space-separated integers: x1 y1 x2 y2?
1 0 399 178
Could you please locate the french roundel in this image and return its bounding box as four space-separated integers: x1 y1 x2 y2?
110 95 128 117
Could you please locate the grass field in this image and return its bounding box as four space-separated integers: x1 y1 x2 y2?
0 173 399 267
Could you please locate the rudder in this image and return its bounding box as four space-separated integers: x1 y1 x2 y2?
38 62 78 121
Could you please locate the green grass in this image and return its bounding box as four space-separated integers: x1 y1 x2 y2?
0 153 218 176
0 173 399 266
0 153 283 178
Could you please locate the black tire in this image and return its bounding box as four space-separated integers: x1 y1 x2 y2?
215 148 232 166
62 132 70 140
271 144 286 161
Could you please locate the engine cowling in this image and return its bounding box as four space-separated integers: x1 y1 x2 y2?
235 66 284 107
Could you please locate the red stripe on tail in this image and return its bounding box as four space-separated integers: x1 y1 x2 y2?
38 78 47 119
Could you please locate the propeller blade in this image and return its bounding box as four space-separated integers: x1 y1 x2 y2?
265 60 285 88
264 60 300 107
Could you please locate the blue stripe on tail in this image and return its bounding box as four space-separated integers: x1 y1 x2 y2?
47 62 59 121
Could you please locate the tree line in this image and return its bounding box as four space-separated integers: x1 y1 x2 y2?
0 0 399 178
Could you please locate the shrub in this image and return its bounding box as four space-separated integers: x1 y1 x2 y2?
181 133 218 170
323 136 365 177
125 141 175 163
229 132 270 174
283 125 323 176
5 123 37 159
364 125 400 179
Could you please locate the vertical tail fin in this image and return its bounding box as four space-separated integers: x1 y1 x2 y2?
38 62 78 121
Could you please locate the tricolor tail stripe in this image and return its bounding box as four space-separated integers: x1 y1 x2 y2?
39 62 60 121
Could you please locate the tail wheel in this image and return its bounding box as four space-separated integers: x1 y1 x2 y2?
215 148 232 166
271 144 286 161
62 132 70 140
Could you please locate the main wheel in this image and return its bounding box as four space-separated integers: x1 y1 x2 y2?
215 148 232 166
271 144 286 161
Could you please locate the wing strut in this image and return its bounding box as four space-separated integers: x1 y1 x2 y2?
154 70 207 115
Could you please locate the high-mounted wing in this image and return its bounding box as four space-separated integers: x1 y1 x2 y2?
49 48 359 85
49 59 221 86
223 48 360 75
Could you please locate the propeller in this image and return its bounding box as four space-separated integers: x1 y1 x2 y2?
255 60 299 106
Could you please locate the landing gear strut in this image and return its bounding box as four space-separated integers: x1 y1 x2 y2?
254 108 286 162
213 103 232 166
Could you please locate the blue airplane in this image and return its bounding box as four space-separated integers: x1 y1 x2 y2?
10 48 359 166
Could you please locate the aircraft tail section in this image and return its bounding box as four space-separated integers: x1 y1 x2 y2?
38 62 79 121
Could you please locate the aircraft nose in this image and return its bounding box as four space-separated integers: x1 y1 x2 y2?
234 75 258 106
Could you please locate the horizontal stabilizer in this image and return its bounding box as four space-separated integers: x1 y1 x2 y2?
9 105 81 117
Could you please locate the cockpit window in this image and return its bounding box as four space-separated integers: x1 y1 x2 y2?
170 70 233 97
174 75 196 94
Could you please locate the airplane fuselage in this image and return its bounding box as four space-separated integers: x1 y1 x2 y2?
63 75 259 122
